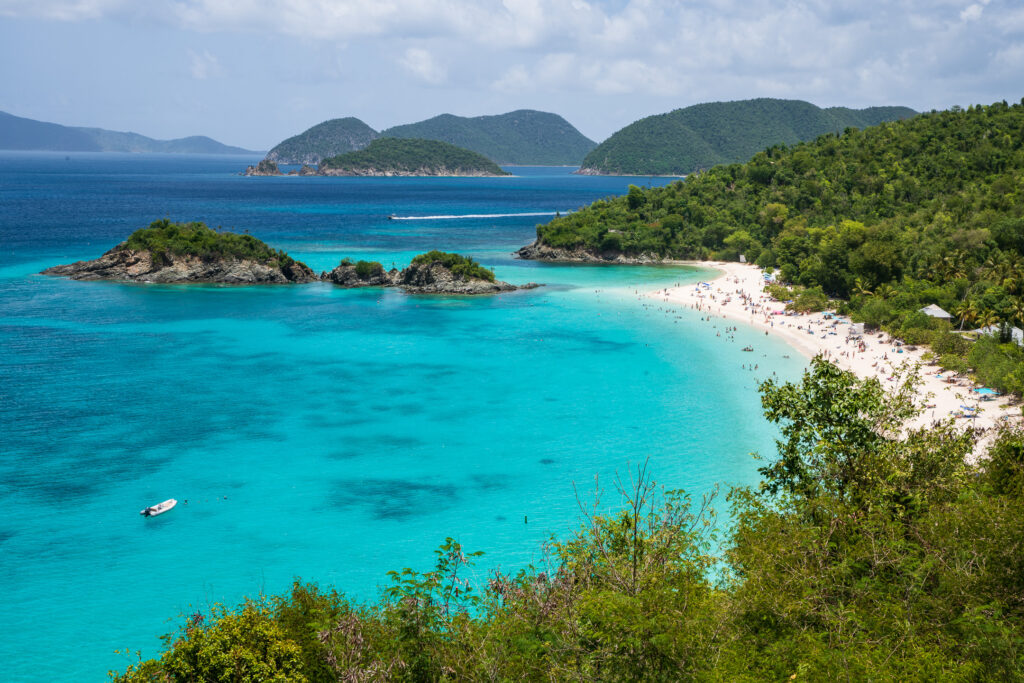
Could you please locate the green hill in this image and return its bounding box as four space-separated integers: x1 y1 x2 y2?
0 110 256 154
382 109 596 165
318 138 508 176
579 99 917 175
265 117 379 165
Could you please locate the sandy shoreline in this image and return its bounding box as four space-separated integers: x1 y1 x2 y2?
647 261 1020 460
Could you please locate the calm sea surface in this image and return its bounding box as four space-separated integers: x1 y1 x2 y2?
0 153 806 680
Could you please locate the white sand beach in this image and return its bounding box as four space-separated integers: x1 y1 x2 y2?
649 262 1020 460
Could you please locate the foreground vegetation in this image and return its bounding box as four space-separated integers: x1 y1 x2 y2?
320 139 507 176
541 99 1024 392
579 98 915 175
120 219 298 270
114 359 1024 681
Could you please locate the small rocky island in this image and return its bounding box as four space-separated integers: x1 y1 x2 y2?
243 160 317 176
324 251 539 294
42 222 538 294
41 219 318 284
244 138 509 177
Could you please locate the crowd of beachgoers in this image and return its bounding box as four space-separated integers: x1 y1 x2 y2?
647 262 1020 461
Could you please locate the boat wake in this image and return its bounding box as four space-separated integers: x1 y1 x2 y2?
389 211 565 221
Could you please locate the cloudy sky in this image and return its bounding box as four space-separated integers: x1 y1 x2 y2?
1 0 1021 150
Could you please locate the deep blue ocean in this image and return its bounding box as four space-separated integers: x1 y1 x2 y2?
0 153 806 680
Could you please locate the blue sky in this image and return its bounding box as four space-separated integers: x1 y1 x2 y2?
1 0 1022 150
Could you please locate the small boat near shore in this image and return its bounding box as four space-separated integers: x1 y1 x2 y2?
140 499 177 517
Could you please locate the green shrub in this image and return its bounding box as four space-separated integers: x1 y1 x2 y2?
121 219 298 271
354 260 384 279
410 250 495 282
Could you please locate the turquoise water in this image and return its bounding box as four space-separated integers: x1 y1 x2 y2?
0 155 806 680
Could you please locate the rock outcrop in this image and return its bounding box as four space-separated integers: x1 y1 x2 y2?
397 260 517 294
322 256 541 294
515 240 666 264
243 159 282 176
323 261 396 287
42 247 317 284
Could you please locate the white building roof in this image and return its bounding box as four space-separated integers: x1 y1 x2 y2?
919 304 952 319
973 325 1024 345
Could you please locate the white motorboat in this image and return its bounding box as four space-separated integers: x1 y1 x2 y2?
140 498 177 517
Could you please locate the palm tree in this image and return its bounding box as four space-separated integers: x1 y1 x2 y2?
852 277 873 297
955 300 979 331
978 309 1000 332
875 283 895 300
1011 299 1024 328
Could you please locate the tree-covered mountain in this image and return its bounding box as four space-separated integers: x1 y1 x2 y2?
0 110 257 154
318 138 508 176
382 110 596 165
578 98 917 175
264 117 379 165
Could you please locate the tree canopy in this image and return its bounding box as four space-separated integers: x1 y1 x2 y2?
120 219 299 270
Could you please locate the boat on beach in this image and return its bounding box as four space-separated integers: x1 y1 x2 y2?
140 499 177 517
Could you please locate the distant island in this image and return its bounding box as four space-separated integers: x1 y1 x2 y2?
41 220 316 284
42 222 536 293
381 110 597 165
259 109 595 166
0 110 258 155
246 139 509 177
265 117 379 165
578 98 917 176
319 139 507 176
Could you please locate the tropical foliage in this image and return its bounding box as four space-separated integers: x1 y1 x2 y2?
320 138 507 176
113 359 1024 681
579 98 916 175
120 219 298 270
411 251 496 282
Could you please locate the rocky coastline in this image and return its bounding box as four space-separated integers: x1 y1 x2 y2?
43 249 538 294
515 240 667 264
243 159 283 176
41 247 318 284
323 259 540 294
317 166 504 177
244 160 504 178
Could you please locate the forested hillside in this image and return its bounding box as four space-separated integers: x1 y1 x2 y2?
382 110 596 165
578 98 916 175
265 118 379 165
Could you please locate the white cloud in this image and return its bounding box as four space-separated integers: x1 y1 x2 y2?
0 0 130 20
188 49 222 80
960 3 984 22
399 47 446 85
3 0 1023 140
